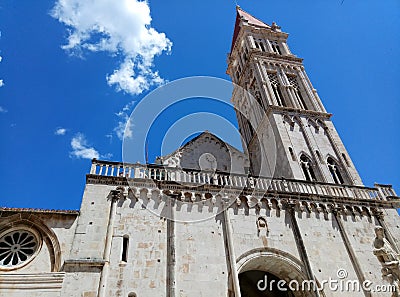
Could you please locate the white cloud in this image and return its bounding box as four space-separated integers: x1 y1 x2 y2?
0 106 7 113
51 0 172 95
114 101 135 140
105 133 113 143
55 127 67 135
70 133 100 159
102 152 113 160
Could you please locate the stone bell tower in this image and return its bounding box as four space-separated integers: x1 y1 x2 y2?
227 7 362 186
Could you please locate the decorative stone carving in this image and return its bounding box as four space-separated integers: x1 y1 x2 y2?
373 226 400 296
257 217 269 247
236 197 241 206
247 176 255 188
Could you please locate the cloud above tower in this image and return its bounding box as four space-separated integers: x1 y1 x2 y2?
51 0 172 95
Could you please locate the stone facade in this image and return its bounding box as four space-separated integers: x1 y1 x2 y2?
0 7 399 297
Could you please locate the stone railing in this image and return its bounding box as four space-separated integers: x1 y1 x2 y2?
89 159 396 201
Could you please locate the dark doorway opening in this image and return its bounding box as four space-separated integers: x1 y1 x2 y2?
239 270 295 297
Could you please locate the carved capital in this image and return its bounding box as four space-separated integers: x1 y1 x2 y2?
371 208 385 219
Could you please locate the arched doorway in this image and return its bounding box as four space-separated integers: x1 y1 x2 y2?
239 270 295 297
236 248 325 297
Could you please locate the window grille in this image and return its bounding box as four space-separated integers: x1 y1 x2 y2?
0 229 39 268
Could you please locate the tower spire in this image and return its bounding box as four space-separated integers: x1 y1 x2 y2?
227 9 363 186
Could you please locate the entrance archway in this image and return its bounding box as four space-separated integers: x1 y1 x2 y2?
236 248 325 297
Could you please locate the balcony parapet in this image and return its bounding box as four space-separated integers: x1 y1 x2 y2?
88 159 399 204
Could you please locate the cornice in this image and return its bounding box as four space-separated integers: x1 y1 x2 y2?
267 105 333 119
0 272 65 290
85 174 400 210
0 207 79 216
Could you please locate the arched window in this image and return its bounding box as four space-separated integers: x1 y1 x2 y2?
270 40 282 55
267 72 286 107
287 74 308 109
327 157 344 184
299 154 317 181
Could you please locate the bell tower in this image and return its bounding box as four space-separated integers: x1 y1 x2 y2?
227 7 363 185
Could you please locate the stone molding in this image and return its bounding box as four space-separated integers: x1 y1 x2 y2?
93 183 400 221
63 259 105 268
0 272 65 291
85 176 400 214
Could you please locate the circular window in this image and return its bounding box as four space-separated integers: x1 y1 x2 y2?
0 229 41 270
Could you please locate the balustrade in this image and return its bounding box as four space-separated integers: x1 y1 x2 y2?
89 160 391 201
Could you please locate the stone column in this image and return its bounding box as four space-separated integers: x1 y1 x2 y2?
295 68 318 111
247 35 256 49
222 198 241 297
166 195 176 297
265 39 273 53
299 67 327 113
98 189 121 297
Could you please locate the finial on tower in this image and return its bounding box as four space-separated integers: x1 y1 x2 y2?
271 22 281 31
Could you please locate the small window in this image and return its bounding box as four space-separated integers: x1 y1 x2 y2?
288 147 296 161
121 236 129 262
315 150 322 163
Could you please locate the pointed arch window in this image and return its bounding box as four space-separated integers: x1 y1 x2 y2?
267 72 286 107
327 157 344 184
299 154 317 181
287 74 308 109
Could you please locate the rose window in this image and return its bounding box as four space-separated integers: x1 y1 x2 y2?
0 229 39 268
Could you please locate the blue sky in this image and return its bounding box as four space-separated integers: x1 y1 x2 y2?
0 0 399 210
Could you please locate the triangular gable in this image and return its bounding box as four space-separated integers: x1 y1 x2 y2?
157 131 249 174
231 6 271 52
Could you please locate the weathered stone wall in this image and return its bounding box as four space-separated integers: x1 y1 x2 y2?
106 192 168 297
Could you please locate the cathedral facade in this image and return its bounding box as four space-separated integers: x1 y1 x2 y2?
0 8 399 297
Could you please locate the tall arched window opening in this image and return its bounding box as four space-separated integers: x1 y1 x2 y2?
121 235 129 262
267 72 286 107
287 74 308 110
299 154 317 181
327 157 344 184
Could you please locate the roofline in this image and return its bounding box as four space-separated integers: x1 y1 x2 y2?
0 207 80 216
230 7 272 54
158 131 246 161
